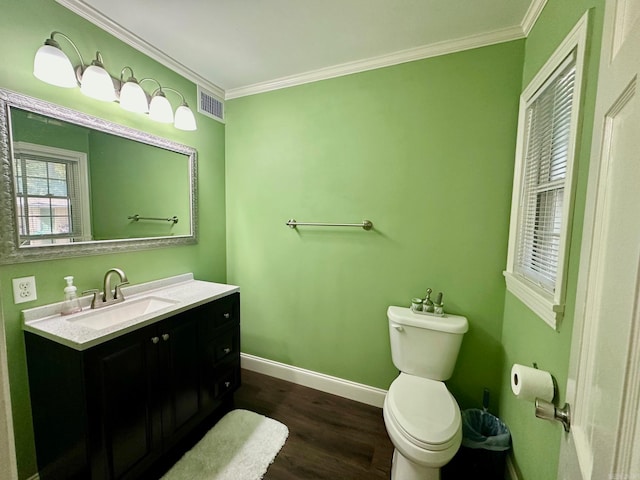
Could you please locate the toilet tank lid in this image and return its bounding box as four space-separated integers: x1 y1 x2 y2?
387 306 468 334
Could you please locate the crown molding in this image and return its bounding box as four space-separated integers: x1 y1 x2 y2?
226 25 525 99
55 0 225 99
56 0 537 102
521 0 548 36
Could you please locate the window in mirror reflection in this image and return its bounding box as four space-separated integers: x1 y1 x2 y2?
13 142 91 245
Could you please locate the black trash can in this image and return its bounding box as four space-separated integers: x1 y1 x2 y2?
443 409 511 480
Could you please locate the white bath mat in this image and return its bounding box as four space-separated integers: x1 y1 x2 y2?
161 409 289 480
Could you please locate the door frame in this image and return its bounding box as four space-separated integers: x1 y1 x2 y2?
0 281 19 480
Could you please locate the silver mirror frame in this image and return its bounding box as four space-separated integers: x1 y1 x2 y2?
0 88 198 265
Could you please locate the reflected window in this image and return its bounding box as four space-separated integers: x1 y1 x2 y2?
12 142 91 245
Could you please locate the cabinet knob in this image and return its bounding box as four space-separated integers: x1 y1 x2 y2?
223 312 231 319
162 333 170 341
224 381 231 388
151 337 159 344
223 347 231 354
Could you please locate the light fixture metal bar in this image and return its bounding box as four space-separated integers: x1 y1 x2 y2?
49 31 86 68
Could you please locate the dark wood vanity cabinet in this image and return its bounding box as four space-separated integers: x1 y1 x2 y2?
25 293 240 480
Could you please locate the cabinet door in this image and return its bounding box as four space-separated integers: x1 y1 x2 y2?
158 312 201 445
85 325 161 480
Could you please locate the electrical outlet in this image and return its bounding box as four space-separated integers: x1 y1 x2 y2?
12 276 37 304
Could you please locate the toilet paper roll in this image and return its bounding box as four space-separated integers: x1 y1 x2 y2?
510 364 555 402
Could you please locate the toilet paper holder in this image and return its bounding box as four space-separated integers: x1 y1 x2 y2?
530 363 570 432
514 362 571 432
535 398 571 432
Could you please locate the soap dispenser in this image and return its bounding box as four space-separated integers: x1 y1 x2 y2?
61 276 82 315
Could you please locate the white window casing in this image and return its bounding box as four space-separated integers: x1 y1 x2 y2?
12 142 91 245
504 12 589 330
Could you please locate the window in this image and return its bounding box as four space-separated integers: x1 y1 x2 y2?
504 15 588 329
517 54 575 291
12 142 91 246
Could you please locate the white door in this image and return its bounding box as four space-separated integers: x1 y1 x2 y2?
558 1 640 479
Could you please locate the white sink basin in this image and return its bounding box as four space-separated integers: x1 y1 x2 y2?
67 296 179 330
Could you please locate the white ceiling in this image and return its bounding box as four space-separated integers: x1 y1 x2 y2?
59 0 539 98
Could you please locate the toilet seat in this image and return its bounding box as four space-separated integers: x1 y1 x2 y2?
386 373 461 451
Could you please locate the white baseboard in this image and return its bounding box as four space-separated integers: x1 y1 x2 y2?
240 353 387 408
505 452 519 480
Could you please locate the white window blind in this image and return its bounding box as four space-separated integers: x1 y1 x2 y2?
515 52 577 293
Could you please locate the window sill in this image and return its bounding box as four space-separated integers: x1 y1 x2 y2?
503 271 564 330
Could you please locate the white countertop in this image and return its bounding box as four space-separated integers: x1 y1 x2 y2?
22 273 239 351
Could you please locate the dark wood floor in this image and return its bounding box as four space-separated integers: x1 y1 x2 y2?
233 369 394 480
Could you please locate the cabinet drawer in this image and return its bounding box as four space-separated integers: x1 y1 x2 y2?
214 328 239 363
215 364 240 399
200 360 240 408
200 325 240 374
198 293 240 338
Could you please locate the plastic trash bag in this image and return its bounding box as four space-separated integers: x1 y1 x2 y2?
461 409 511 452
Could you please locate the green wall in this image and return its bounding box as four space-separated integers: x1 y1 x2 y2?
226 40 524 409
88 131 191 239
0 1 226 478
11 108 90 153
1 1 609 479
498 1 605 479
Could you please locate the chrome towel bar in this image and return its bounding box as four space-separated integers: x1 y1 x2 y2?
286 219 373 230
128 214 179 224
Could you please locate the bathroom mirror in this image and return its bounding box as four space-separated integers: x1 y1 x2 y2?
0 88 197 264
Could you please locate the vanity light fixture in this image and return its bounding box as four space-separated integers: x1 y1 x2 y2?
34 33 115 101
119 67 148 113
144 80 196 131
80 52 117 102
33 31 197 131
33 32 82 88
148 90 174 123
142 78 174 124
166 88 197 131
174 103 198 132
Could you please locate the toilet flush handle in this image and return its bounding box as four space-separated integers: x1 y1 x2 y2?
391 323 404 332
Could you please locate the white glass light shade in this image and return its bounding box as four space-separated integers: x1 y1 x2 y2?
149 93 174 123
80 64 117 102
33 44 77 88
174 104 197 131
119 81 149 113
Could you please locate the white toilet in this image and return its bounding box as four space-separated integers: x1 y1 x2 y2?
383 306 468 480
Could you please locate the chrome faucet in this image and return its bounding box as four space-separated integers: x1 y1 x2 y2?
104 268 129 302
85 268 129 309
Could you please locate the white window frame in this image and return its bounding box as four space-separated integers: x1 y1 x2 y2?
12 141 92 244
504 13 589 330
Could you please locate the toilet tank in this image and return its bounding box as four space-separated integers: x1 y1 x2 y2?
387 306 468 381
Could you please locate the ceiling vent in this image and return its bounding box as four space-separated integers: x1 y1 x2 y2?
197 85 225 123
